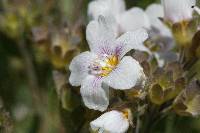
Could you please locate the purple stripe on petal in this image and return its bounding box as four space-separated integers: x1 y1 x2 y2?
98 45 114 56
92 76 102 88
115 45 123 56
94 40 115 56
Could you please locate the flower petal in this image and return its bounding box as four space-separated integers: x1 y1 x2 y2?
145 4 172 37
88 0 111 20
88 0 125 20
115 28 149 58
154 52 178 67
109 0 126 17
86 15 116 53
162 0 196 23
90 110 129 133
146 4 164 20
80 75 109 112
104 56 145 90
118 7 150 33
69 51 97 86
193 6 200 15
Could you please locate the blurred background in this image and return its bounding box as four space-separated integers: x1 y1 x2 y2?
0 0 200 133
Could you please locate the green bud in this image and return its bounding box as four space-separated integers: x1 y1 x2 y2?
149 66 185 105
173 80 200 117
172 20 197 46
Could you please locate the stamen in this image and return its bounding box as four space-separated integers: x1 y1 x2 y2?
89 54 119 77
122 109 130 119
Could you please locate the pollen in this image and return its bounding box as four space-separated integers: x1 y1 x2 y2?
100 55 119 77
122 109 131 120
89 54 119 77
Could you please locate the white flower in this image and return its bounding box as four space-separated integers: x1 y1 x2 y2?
90 109 132 133
162 0 196 24
69 16 147 111
88 0 171 37
88 0 150 34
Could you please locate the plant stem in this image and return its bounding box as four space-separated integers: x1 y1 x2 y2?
17 38 43 113
135 115 140 133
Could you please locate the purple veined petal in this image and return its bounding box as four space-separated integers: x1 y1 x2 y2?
115 28 149 58
115 45 124 56
96 43 116 57
103 56 146 90
69 51 98 86
86 15 116 54
80 75 109 112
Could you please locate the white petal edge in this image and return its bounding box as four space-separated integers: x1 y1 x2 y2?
69 51 97 86
118 7 150 33
115 28 149 58
86 15 115 53
104 56 146 90
145 4 172 37
146 4 164 19
80 75 109 112
87 0 125 20
90 110 129 133
110 0 126 17
88 0 111 20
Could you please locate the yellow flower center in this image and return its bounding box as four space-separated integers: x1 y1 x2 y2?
100 55 119 77
89 54 119 77
122 109 130 119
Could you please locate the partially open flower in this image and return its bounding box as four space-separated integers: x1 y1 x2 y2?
69 16 147 111
50 32 79 69
173 80 200 117
161 0 199 46
90 109 132 133
162 0 196 24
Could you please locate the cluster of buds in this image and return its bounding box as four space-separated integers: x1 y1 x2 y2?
31 17 85 70
148 62 185 105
